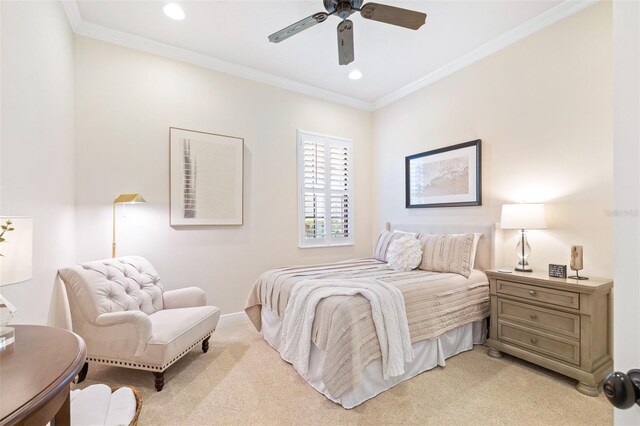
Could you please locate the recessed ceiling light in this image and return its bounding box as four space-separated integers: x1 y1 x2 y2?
163 3 185 21
348 70 363 80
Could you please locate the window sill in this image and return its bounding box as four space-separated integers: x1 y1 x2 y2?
298 242 355 249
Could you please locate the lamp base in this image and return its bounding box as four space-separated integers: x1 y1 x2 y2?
515 257 533 272
515 230 533 272
0 326 15 351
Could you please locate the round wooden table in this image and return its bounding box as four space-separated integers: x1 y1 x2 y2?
0 325 86 426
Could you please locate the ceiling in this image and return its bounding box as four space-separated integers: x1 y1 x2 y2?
67 0 592 109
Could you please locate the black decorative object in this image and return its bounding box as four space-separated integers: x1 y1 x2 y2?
405 140 481 208
548 264 567 278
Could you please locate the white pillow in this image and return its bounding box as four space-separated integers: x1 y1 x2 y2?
392 229 419 237
386 234 423 272
373 230 419 262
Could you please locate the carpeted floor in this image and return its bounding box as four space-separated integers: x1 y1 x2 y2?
76 322 612 425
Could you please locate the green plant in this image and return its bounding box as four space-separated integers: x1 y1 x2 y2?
0 219 15 257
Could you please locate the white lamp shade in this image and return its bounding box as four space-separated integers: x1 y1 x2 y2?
0 217 33 286
500 204 548 230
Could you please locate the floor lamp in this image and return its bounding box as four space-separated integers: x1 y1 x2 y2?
0 217 33 351
112 194 146 258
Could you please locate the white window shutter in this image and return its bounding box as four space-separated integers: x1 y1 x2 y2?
298 131 353 247
329 145 350 239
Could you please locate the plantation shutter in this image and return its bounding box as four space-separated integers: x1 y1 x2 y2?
329 144 350 239
298 131 353 247
303 141 326 240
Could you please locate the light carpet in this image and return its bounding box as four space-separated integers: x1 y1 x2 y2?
75 322 612 425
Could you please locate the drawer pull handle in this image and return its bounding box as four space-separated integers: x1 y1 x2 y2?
530 338 538 344
529 290 537 296
530 314 538 320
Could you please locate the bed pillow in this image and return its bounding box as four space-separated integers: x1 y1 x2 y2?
386 234 423 271
470 232 483 269
418 233 475 278
420 232 483 268
373 231 399 261
373 230 420 261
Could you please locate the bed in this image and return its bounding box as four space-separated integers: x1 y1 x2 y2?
245 223 499 408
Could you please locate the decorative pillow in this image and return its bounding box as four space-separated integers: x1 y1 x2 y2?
419 233 475 278
470 232 483 269
373 230 420 261
386 234 423 271
392 229 419 237
373 231 400 262
420 233 483 267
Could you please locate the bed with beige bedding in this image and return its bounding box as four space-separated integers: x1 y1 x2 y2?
245 223 496 408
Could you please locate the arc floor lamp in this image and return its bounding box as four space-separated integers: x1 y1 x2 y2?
112 194 145 258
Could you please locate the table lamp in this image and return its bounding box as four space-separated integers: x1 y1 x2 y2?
0 217 33 351
500 204 547 272
112 194 146 258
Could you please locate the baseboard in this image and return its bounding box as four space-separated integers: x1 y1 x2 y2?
218 311 250 328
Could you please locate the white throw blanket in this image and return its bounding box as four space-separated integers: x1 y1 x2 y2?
281 278 414 380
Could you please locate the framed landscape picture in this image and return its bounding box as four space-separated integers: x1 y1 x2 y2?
405 139 481 208
170 127 244 225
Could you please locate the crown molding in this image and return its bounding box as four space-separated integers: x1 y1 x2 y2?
62 0 597 112
373 0 599 109
61 1 82 32
60 1 375 111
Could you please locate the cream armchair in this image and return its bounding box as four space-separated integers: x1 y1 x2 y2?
58 256 220 391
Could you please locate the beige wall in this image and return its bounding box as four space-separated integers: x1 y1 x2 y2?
74 37 373 315
0 1 76 324
1 1 615 324
372 2 613 277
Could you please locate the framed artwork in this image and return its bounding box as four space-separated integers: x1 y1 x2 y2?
405 139 481 208
170 127 243 225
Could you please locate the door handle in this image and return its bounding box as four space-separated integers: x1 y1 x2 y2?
603 369 640 409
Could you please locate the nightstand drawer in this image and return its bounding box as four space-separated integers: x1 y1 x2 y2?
497 298 580 339
496 280 579 309
498 321 580 365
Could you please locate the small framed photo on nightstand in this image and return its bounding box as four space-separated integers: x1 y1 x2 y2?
549 264 567 278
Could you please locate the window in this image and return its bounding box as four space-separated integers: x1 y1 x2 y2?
297 130 353 248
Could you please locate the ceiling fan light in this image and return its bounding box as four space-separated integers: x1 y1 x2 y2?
163 3 185 21
348 70 363 80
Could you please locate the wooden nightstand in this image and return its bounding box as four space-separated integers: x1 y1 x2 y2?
485 270 613 396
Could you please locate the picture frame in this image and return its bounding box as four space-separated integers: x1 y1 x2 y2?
405 139 481 208
170 127 244 226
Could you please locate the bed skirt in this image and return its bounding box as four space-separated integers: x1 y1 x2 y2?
261 308 487 409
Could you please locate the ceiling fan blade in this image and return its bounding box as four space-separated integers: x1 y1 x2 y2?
360 3 426 30
337 20 354 65
268 12 329 43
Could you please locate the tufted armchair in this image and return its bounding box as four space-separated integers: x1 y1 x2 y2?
58 256 220 391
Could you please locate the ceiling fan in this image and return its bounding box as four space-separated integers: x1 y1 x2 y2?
268 0 427 66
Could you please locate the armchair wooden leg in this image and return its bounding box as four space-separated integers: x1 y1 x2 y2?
202 337 210 353
153 371 165 392
76 362 89 383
